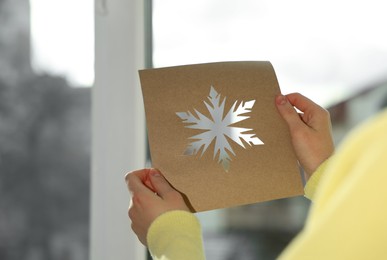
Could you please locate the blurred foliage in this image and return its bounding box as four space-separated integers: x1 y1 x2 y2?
0 74 91 260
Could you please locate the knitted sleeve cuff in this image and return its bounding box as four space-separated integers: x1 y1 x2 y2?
147 210 205 260
304 159 330 200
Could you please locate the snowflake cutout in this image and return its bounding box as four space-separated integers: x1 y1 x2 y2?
176 86 264 172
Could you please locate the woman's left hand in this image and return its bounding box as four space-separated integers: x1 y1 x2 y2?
126 168 190 246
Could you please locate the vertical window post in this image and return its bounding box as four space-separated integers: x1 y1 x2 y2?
91 0 147 259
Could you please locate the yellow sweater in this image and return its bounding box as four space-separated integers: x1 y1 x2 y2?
147 109 387 260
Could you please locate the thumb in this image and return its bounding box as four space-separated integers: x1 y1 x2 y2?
149 169 175 199
275 94 304 132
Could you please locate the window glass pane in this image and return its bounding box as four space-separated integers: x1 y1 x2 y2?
0 0 93 259
153 0 387 107
30 0 94 87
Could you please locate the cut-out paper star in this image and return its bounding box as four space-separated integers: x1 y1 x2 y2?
176 86 264 171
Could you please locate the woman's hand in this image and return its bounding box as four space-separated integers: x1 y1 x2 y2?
126 168 190 246
275 93 335 180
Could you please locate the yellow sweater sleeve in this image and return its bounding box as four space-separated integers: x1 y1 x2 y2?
147 210 205 260
279 109 387 259
304 159 330 200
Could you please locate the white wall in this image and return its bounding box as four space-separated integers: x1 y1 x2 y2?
91 0 146 259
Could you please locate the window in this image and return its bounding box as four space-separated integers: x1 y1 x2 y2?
152 0 387 258
0 0 93 259
153 0 387 107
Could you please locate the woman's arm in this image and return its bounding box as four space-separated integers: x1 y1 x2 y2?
126 169 205 259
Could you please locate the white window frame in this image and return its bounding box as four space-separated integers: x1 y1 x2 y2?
91 0 148 259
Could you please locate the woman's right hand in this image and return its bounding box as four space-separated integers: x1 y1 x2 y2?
275 93 335 180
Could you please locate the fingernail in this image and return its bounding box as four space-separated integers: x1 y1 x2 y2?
276 95 287 105
150 168 160 177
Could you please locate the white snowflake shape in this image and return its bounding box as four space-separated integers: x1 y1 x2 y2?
176 86 264 172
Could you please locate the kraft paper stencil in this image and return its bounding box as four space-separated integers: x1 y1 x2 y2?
139 61 303 212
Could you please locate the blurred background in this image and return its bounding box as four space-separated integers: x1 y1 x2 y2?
0 0 92 259
1 0 387 259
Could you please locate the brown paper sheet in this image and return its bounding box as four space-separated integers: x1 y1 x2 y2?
139 61 303 212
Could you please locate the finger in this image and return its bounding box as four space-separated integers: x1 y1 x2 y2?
125 169 148 185
144 172 156 193
148 169 175 199
126 169 155 196
286 93 323 115
286 93 330 130
125 169 156 192
275 94 305 131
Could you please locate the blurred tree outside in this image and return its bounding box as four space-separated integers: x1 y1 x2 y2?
0 0 91 259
